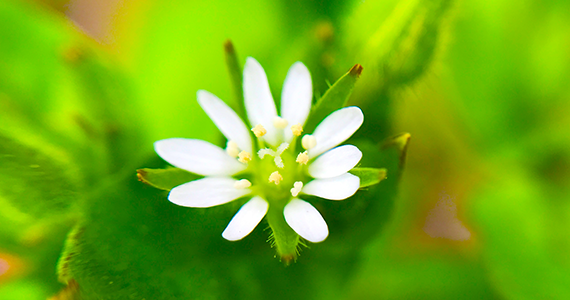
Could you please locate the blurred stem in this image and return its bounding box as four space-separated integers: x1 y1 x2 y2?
224 40 247 123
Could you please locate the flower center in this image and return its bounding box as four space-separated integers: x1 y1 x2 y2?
231 120 317 205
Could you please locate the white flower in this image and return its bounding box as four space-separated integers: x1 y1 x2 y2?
154 57 364 244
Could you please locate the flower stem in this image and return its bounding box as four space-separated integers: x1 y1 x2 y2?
266 205 299 264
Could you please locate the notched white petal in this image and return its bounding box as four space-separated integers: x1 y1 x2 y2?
302 173 360 200
281 62 313 142
284 198 328 243
308 107 364 158
197 90 252 153
243 57 279 146
154 138 246 176
222 196 268 241
168 177 251 208
308 145 363 178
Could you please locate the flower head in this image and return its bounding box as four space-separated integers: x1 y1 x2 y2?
154 57 364 258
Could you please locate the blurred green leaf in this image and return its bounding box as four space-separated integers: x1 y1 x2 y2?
0 132 80 220
136 167 199 191
346 0 452 89
471 168 570 299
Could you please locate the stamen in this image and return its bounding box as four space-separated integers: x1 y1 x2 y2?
291 124 303 136
302 134 317 150
226 140 240 158
296 151 309 165
273 116 289 129
251 124 267 137
238 151 252 163
233 179 252 189
268 171 283 185
290 181 303 197
257 148 275 159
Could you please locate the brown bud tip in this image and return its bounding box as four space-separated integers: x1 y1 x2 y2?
349 64 363 77
136 169 147 183
224 39 235 54
280 254 295 266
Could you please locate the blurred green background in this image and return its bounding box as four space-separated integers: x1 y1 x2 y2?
1 0 569 299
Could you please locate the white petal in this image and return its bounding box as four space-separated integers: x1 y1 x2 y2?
243 57 279 146
308 145 362 179
222 196 268 241
168 177 250 208
308 107 364 158
197 90 252 153
284 198 328 243
281 62 313 142
302 173 360 200
154 138 246 176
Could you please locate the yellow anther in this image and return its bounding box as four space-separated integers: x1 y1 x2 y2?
268 171 283 185
238 151 252 163
273 116 289 129
233 179 252 189
291 123 303 136
226 141 239 158
251 124 267 137
290 181 303 197
302 134 317 150
296 151 309 165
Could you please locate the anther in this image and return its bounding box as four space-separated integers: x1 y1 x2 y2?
301 134 317 150
273 116 289 129
290 181 303 197
226 140 240 158
268 171 283 185
296 151 309 165
234 179 252 189
238 151 252 163
251 124 267 137
291 124 303 136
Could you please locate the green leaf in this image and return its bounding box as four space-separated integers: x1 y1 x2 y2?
304 64 363 133
350 167 387 188
0 132 81 221
136 167 199 191
348 0 452 89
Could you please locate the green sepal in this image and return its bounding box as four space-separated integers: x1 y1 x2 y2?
304 64 363 133
223 40 248 123
350 167 387 188
266 205 301 265
136 167 199 191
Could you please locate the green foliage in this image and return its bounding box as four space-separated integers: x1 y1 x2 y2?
3 0 568 298
136 167 199 191
305 64 363 133
349 167 387 188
